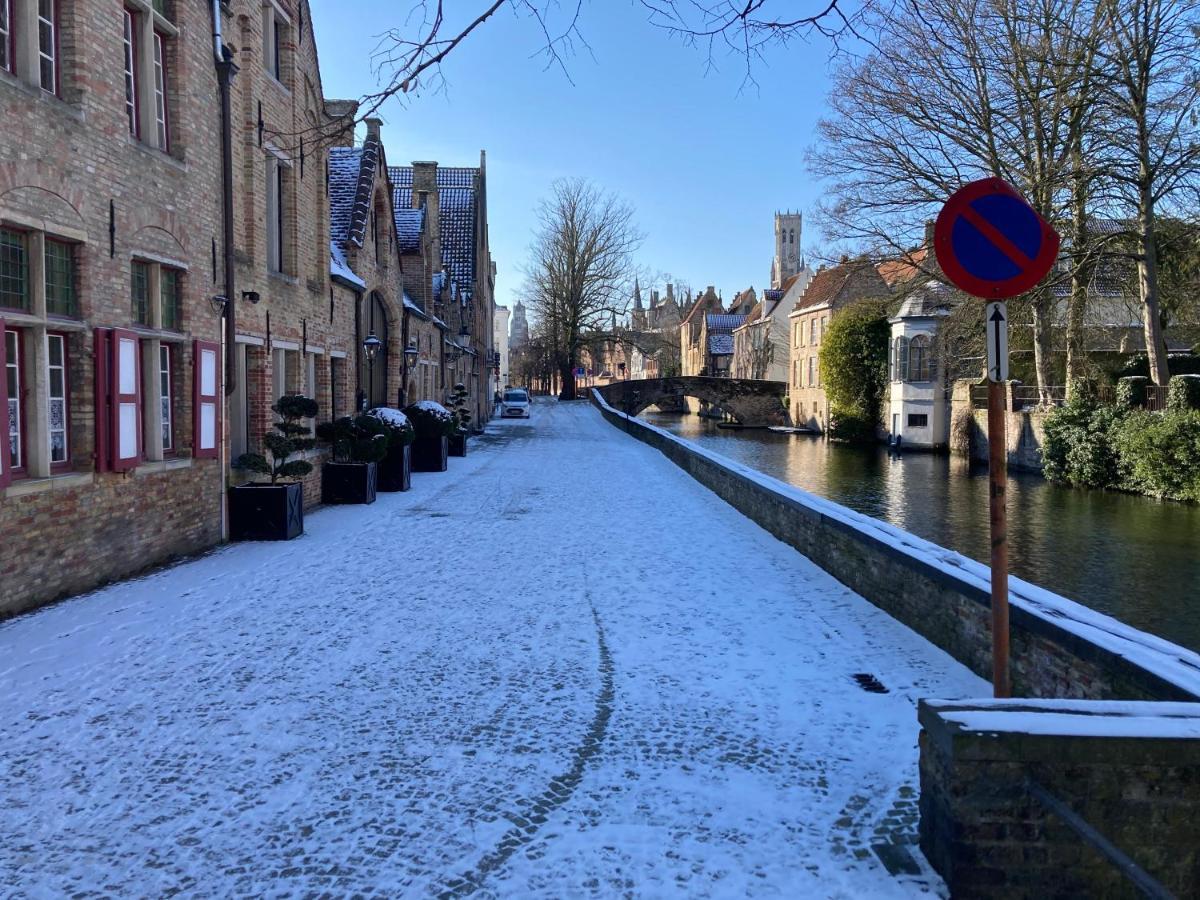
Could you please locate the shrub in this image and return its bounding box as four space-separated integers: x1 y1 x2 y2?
234 394 318 483
1114 352 1200 380
819 300 889 443
404 400 457 438
316 414 389 464
1115 376 1150 409
1114 410 1200 502
448 382 472 434
1041 396 1126 489
365 407 415 447
1166 374 1200 412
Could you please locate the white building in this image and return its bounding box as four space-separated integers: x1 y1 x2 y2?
887 281 957 449
494 305 510 390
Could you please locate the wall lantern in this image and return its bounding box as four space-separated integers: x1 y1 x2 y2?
241 290 261 304
209 294 229 316
403 340 419 368
363 330 382 363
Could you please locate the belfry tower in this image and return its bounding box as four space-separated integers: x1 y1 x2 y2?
771 211 802 289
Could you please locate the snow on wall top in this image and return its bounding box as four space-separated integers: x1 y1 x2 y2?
330 242 365 290
591 389 1200 700
367 407 411 429
926 698 1200 739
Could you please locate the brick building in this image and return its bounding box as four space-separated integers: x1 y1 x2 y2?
222 0 357 507
787 258 891 431
0 0 227 616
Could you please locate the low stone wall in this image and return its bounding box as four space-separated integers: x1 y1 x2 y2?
919 699 1200 897
949 380 1050 473
591 390 1200 703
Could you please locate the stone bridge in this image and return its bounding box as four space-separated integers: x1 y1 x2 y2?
594 377 790 427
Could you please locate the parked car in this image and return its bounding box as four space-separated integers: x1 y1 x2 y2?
501 388 531 418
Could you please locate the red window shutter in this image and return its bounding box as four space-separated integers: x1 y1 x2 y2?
193 340 220 459
110 328 141 472
93 328 111 472
0 318 9 489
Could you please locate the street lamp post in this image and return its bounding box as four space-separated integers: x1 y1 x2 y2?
399 340 418 407
362 329 382 410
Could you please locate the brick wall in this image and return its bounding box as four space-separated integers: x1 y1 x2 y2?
592 391 1200 703
1 0 226 617
919 699 1200 897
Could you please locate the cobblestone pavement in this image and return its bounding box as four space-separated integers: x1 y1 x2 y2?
0 400 987 897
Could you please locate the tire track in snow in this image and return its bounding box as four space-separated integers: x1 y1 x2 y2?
439 599 615 898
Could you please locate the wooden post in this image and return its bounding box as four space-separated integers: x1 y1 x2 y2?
988 379 1010 697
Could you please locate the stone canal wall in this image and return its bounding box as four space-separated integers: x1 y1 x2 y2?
918 699 1200 897
591 391 1200 703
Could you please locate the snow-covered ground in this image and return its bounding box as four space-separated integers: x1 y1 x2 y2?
0 400 987 898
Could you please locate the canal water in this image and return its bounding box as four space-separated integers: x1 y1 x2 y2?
642 411 1200 653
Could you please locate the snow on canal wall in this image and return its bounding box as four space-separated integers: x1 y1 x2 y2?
591 390 1200 703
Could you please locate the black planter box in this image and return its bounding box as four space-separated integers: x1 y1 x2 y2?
229 482 304 541
377 444 412 492
321 461 378 505
449 432 468 458
411 434 449 472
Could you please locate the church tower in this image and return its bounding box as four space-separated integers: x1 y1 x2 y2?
771 211 803 289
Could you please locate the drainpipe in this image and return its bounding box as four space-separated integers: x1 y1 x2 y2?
213 1 237 540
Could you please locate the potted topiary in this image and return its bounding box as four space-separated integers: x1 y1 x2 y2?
404 400 455 472
366 407 415 492
316 414 388 504
230 394 318 541
448 382 472 457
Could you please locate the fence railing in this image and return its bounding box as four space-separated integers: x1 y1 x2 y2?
1145 384 1168 412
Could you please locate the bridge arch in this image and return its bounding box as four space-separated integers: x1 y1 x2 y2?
595 377 790 427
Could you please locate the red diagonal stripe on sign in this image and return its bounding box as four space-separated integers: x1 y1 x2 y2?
958 203 1037 268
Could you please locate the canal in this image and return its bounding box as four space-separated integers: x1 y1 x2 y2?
642 411 1200 654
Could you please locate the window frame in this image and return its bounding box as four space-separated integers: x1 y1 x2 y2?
123 8 140 137
908 413 929 428
159 342 173 453
37 0 58 95
265 154 288 275
46 329 69 471
160 265 181 331
5 325 25 477
0 226 29 313
131 259 151 325
152 29 169 151
43 237 76 319
909 334 931 383
0 0 12 75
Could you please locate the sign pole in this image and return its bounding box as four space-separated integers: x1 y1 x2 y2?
987 378 1010 698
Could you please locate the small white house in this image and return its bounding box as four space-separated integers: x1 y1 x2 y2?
887 281 957 450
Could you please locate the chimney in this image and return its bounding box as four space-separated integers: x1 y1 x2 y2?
413 161 440 268
924 219 936 249
324 99 360 148
666 283 674 303
365 117 382 145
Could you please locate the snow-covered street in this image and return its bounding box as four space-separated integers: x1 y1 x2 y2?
0 399 987 898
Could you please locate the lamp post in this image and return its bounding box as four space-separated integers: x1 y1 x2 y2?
399 340 418 407
362 329 382 410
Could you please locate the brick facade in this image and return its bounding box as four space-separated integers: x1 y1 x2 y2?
1 0 225 617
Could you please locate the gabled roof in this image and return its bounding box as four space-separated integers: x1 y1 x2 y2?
389 165 481 294
329 139 380 251
876 247 932 287
706 313 748 332
793 259 890 313
395 207 425 254
708 333 735 355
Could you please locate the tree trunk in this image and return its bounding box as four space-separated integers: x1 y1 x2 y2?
558 358 577 401
1065 144 1091 397
1030 297 1054 404
1136 191 1170 385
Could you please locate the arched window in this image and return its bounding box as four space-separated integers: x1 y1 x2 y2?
909 334 931 382
789 229 795 245
893 336 909 382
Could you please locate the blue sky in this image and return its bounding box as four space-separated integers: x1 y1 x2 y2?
310 2 836 310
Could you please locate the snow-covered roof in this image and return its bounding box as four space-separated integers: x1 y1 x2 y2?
390 165 480 292
395 207 425 254
706 314 747 333
403 292 428 320
329 242 365 290
708 333 734 355
892 280 957 321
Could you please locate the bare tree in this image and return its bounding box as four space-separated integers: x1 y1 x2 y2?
1097 0 1200 384
524 178 643 399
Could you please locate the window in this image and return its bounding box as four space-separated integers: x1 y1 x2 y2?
821 316 827 341
160 267 180 330
792 322 799 349
0 228 28 311
159 344 172 450
815 357 821 387
908 413 929 428
1 0 12 73
37 0 56 94
893 336 909 382
909 334 931 382
46 331 67 465
329 356 342 420
265 155 287 274
808 356 815 388
123 9 139 136
152 31 168 150
262 3 287 83
810 317 819 345
44 239 75 317
131 260 151 324
6 328 22 471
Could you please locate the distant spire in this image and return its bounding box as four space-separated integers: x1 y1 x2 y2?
633 276 643 309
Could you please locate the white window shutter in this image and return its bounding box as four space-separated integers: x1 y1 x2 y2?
193 340 220 459
111 328 141 471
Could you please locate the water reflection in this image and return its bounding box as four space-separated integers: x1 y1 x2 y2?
643 411 1200 652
